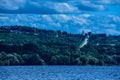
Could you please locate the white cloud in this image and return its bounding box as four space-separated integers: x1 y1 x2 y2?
46 2 79 13
0 14 120 35
52 14 70 23
108 15 120 22
99 0 120 4
0 16 9 21
101 24 116 28
0 0 108 14
76 1 105 11
106 29 120 35
42 15 53 23
72 17 88 25
82 14 91 18
0 0 26 10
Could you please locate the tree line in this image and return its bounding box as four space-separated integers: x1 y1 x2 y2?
0 26 120 65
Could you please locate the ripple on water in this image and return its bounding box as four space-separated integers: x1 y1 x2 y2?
0 66 120 80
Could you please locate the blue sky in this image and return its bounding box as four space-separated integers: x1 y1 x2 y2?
0 0 120 35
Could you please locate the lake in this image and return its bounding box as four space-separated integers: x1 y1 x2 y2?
0 66 120 80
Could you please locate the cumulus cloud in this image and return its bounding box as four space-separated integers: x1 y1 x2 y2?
0 0 60 14
0 0 120 35
106 29 120 35
0 0 26 10
1 0 119 14
0 0 80 14
96 0 120 4
49 2 79 13
75 1 105 11
0 14 120 35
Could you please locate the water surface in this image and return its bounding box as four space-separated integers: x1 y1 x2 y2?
0 66 120 80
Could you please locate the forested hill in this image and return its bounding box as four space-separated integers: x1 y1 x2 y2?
0 26 120 65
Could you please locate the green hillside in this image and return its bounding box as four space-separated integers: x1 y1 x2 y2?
0 26 120 65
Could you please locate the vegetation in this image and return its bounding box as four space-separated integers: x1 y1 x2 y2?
0 26 120 65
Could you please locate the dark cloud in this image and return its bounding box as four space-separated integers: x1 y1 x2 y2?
0 6 58 14
74 1 105 11
76 4 105 11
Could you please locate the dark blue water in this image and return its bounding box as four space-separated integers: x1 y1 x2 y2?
0 66 120 80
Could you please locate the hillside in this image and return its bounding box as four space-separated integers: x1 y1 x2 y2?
0 26 120 65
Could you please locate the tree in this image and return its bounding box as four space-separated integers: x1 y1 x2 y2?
0 52 8 65
73 58 82 65
22 54 45 65
50 55 69 65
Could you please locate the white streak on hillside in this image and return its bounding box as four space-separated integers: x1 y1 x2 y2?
80 37 89 48
78 34 89 49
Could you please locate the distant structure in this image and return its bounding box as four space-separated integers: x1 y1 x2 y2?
81 30 85 35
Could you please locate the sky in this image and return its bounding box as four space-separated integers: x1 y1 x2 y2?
0 0 120 35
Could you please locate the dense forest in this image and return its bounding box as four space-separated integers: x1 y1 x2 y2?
0 26 120 65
